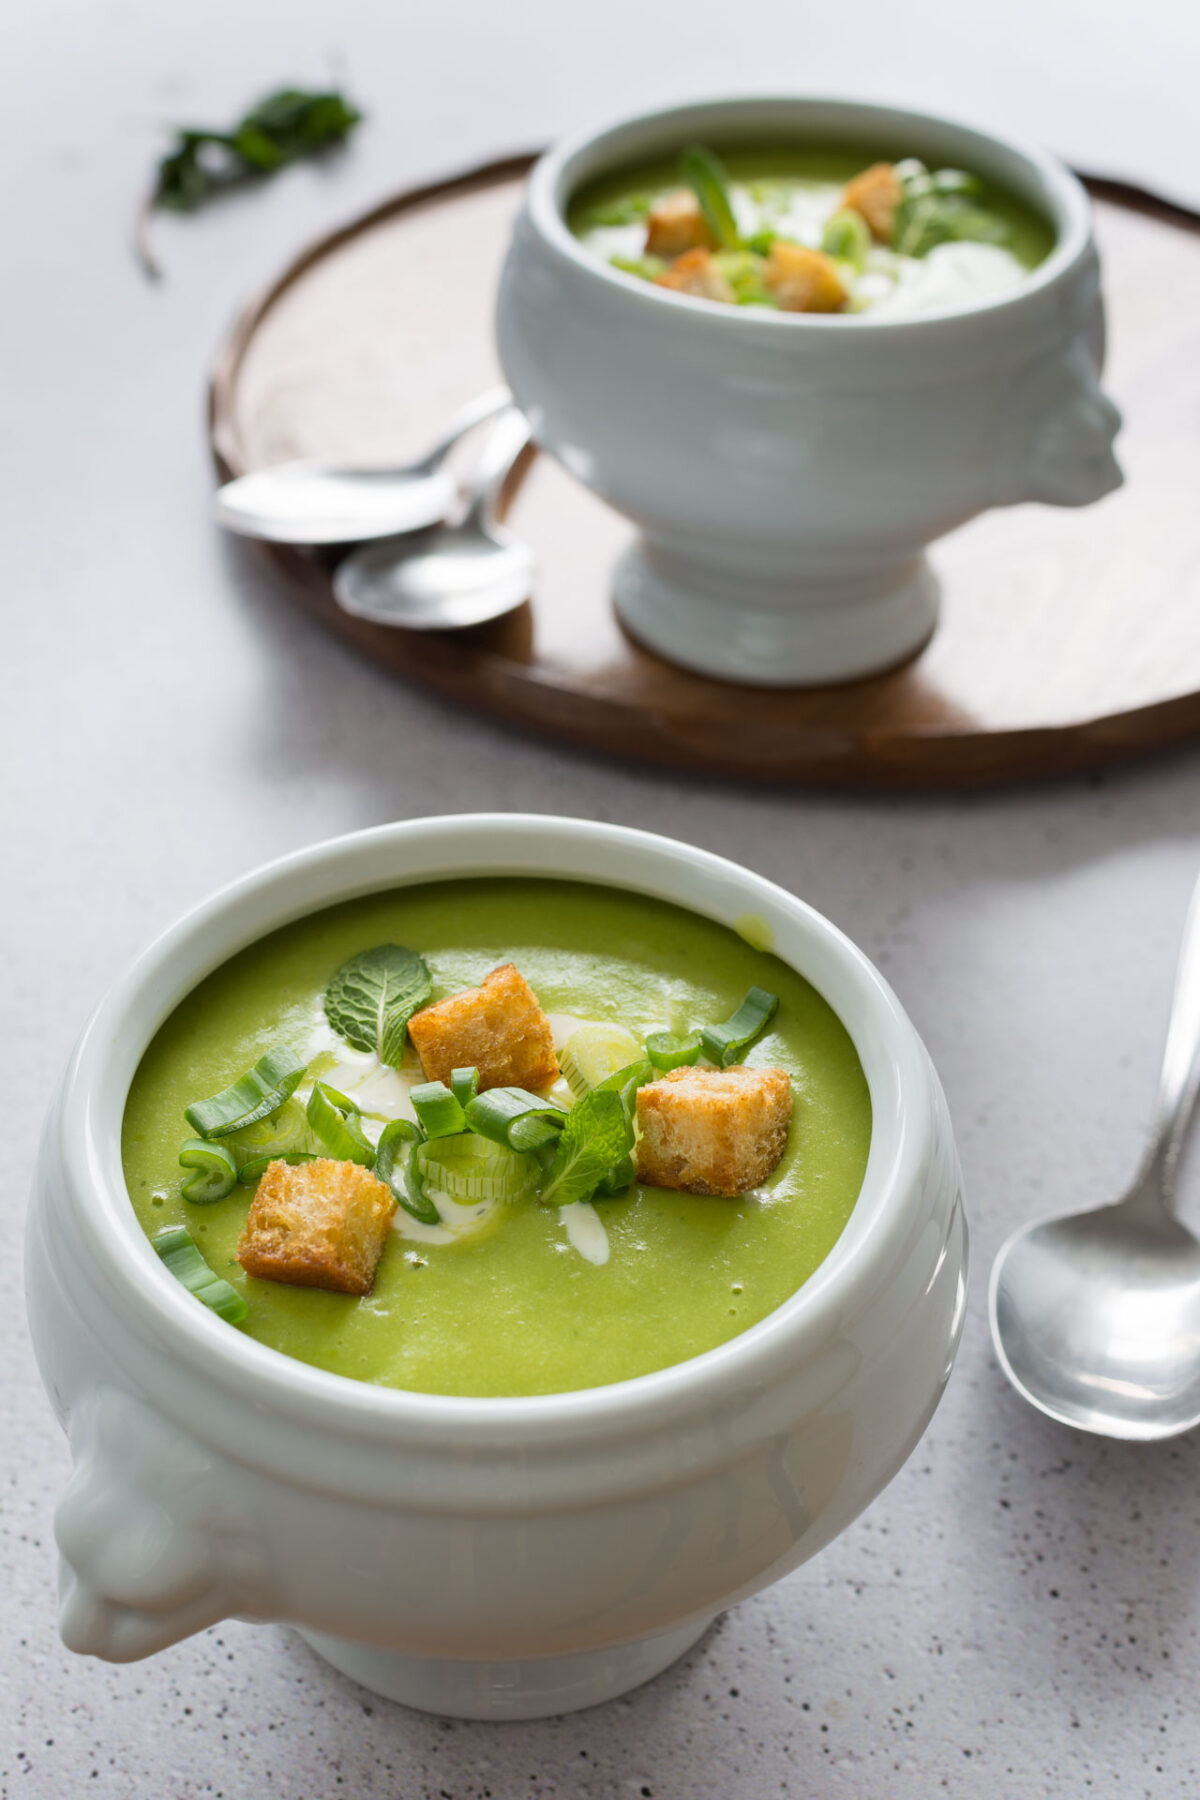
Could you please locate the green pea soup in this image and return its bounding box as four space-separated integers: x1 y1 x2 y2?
123 879 872 1398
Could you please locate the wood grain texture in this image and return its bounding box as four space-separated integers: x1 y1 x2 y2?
210 156 1200 787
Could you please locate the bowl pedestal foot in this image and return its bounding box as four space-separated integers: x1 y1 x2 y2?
613 541 939 687
298 1613 716 1719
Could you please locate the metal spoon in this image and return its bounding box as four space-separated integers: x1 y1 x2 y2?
213 385 511 544
332 408 534 630
989 872 1200 1440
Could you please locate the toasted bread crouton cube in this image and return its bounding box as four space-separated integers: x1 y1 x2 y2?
655 248 735 305
842 162 904 243
762 243 847 313
645 188 717 257
407 962 559 1093
636 1065 793 1197
237 1158 395 1296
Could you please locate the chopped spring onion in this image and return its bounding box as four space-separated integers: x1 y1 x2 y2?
644 1030 703 1073
177 1138 238 1203
700 987 779 1067
238 1151 320 1185
374 1117 439 1224
223 1097 317 1169
678 144 741 250
465 1086 568 1153
451 1066 480 1109
154 1225 247 1324
609 252 668 282
410 1080 467 1140
306 1080 375 1165
184 1044 306 1138
416 1134 540 1205
821 208 871 270
560 1023 644 1099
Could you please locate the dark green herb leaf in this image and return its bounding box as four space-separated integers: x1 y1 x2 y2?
324 943 433 1065
541 1088 637 1208
152 86 363 215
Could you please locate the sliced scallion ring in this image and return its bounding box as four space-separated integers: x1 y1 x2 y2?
177 1138 238 1204
374 1118 439 1225
560 1023 644 1098
416 1134 540 1205
154 1225 247 1324
700 987 779 1068
306 1080 375 1165
465 1086 568 1153
450 1066 480 1109
184 1045 306 1139
410 1080 468 1140
644 1030 703 1073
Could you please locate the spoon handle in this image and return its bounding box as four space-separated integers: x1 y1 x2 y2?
1144 870 1200 1199
413 385 512 472
460 409 533 531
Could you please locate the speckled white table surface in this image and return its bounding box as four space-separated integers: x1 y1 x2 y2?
5 3 1200 1795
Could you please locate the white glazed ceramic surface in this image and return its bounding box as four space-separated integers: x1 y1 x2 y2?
496 96 1123 687
27 816 967 1718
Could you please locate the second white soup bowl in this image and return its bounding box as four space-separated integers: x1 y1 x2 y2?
496 95 1123 686
27 815 967 1718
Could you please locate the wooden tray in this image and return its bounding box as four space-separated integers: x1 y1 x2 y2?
210 156 1200 786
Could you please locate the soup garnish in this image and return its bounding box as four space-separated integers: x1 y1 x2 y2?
152 944 788 1314
570 142 1051 317
125 879 871 1396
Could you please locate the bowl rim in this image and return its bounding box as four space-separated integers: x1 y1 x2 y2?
55 814 937 1442
525 90 1093 333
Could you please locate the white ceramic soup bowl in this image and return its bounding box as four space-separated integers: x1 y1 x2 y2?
27 815 966 1720
496 95 1122 687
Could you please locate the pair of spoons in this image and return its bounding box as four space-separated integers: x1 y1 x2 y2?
214 387 535 630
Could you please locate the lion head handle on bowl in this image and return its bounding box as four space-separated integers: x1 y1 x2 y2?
55 1385 269 1661
992 255 1123 509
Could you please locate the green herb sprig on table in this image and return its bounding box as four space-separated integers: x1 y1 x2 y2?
136 86 363 278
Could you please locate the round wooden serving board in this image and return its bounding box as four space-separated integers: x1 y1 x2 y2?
210 156 1200 786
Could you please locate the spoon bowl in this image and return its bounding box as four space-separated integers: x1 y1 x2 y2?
990 1200 1200 1439
214 386 510 544
336 523 536 630
989 872 1200 1440
333 409 535 630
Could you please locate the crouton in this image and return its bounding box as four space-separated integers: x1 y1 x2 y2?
407 963 559 1093
762 243 847 313
842 162 904 243
645 188 717 258
655 248 735 305
636 1065 793 1197
236 1158 396 1296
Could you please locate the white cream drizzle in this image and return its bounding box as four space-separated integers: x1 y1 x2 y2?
560 1201 611 1266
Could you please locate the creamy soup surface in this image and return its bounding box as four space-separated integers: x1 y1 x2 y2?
123 879 872 1398
568 145 1054 318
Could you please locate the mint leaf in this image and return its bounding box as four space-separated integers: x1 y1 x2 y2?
323 944 433 1066
541 1089 635 1208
